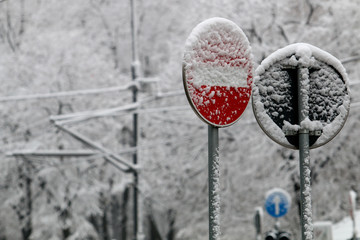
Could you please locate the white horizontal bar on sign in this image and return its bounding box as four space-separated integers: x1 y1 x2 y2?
191 65 248 87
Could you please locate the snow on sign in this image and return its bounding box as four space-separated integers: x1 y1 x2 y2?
182 17 253 127
265 188 291 218
252 43 350 149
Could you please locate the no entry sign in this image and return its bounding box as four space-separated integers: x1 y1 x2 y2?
183 17 253 127
252 43 350 149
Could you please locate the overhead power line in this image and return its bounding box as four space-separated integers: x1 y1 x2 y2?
54 123 137 173
50 102 140 124
7 150 101 158
50 90 185 125
0 77 162 103
0 82 139 102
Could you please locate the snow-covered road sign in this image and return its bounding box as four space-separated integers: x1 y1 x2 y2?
252 43 350 149
265 188 291 218
182 18 253 240
182 17 253 127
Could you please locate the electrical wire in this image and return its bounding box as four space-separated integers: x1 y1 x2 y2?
0 83 138 103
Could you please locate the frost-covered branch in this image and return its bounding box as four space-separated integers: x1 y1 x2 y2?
5 1 16 52
304 0 316 25
247 22 262 44
90 0 120 69
277 24 289 43
19 0 25 36
341 55 360 64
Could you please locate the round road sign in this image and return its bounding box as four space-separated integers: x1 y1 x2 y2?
252 43 350 149
265 188 291 218
183 17 253 127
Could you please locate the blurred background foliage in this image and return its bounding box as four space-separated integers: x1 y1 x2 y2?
0 0 359 239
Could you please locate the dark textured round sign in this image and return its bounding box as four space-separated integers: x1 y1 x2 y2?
252 43 350 149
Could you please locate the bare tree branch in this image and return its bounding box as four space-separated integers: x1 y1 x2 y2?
305 0 317 25
5 0 16 52
278 24 290 44
247 22 262 44
19 0 25 36
90 0 119 69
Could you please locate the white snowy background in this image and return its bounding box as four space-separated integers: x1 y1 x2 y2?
0 0 360 240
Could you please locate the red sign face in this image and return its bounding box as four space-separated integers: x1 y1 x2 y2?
183 18 253 127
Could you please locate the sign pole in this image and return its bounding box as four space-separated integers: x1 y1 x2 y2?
297 68 313 240
208 125 220 240
299 131 312 240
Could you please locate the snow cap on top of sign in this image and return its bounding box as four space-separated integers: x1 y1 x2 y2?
183 17 253 89
255 43 349 85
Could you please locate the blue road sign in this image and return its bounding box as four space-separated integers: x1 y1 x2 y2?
265 188 291 218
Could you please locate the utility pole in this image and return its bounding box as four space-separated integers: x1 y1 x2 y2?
130 0 141 239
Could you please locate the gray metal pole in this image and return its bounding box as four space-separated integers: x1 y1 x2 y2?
297 68 313 240
208 125 220 240
299 130 311 240
130 0 139 239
